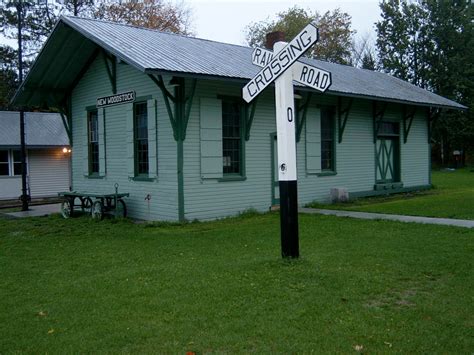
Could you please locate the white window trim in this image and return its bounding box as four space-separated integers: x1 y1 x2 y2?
0 149 29 177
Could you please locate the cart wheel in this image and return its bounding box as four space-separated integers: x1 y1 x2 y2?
60 199 73 219
81 197 93 214
91 201 104 220
114 199 127 218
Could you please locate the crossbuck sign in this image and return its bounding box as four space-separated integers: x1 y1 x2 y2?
242 22 332 258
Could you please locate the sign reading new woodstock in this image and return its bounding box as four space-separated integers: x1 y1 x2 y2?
242 22 319 103
252 47 332 93
97 91 136 108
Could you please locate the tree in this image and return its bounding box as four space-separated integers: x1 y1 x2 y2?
0 0 194 109
375 0 474 165
350 32 377 69
376 0 433 87
245 6 355 64
361 52 376 70
95 0 193 35
0 1 59 62
63 0 95 17
0 45 18 109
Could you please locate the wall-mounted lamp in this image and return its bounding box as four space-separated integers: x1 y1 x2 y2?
169 77 181 87
62 147 72 154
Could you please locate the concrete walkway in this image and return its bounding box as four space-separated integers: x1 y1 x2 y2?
2 203 61 218
300 208 474 229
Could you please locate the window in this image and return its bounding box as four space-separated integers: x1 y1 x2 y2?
88 110 99 174
378 121 399 136
321 107 335 171
0 150 26 176
134 102 149 175
12 150 22 176
0 150 8 176
222 100 242 175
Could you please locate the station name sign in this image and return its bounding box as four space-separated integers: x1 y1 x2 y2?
97 91 136 108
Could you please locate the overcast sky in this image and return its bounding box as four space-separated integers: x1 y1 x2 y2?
187 0 382 45
0 0 382 48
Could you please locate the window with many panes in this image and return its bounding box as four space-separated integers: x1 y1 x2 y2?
0 150 26 176
134 102 149 175
222 100 242 175
321 107 335 171
88 110 99 174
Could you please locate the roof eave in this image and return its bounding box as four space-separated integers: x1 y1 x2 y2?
145 69 467 111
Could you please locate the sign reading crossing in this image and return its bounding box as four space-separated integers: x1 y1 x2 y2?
242 22 332 259
242 22 319 103
252 47 332 93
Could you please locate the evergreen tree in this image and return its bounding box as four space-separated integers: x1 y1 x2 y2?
361 52 376 70
376 0 474 165
0 45 18 109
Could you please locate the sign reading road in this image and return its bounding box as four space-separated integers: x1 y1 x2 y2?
97 91 136 108
242 22 332 259
242 22 319 103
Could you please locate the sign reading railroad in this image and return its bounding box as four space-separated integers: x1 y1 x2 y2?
97 91 136 108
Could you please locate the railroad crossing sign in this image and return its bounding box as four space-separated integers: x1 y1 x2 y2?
242 22 332 258
251 47 332 93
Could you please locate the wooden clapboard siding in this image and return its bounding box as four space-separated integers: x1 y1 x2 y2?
401 112 430 186
0 177 21 200
28 148 71 197
71 55 178 221
298 98 375 203
183 81 276 220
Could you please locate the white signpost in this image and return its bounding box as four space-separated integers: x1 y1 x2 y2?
242 23 332 258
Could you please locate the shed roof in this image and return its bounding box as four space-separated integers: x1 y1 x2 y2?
0 111 70 148
14 16 466 110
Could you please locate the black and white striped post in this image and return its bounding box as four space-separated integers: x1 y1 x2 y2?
242 22 331 258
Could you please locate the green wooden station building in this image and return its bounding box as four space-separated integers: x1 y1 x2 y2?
13 16 466 221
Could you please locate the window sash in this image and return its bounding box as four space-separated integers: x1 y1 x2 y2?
222 101 242 175
0 150 9 176
0 150 27 176
134 102 149 175
88 110 99 174
321 108 335 172
12 150 23 176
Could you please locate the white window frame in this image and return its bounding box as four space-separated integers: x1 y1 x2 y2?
0 149 28 177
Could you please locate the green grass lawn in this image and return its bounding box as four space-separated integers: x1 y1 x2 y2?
0 213 473 353
308 168 474 220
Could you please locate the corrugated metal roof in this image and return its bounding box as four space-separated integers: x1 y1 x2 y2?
14 15 466 110
0 111 70 147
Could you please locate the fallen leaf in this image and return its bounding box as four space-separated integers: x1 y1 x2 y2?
38 311 47 317
353 344 364 352
48 329 55 334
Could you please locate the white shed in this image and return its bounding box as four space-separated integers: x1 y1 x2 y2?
0 111 71 200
